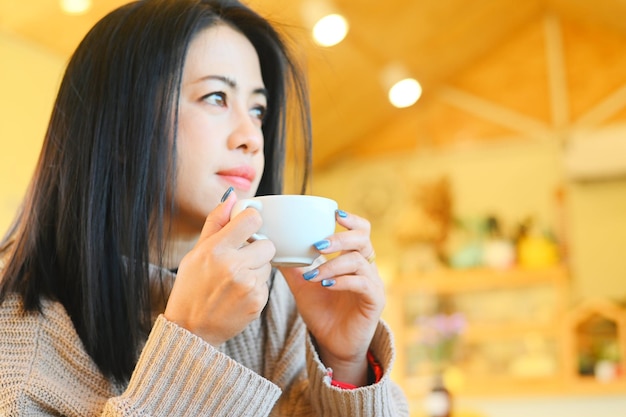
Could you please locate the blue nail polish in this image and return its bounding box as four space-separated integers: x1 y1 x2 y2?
303 269 319 281
313 239 330 251
336 209 348 218
321 279 336 287
220 186 234 202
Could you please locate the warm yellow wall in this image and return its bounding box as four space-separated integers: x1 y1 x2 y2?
311 139 626 303
567 179 626 300
0 31 65 235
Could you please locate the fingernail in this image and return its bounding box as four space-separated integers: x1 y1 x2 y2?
313 239 330 251
336 209 348 218
220 186 234 202
321 279 336 287
303 269 319 281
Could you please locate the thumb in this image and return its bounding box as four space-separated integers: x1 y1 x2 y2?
199 187 237 240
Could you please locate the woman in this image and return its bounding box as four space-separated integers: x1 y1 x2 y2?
0 0 408 415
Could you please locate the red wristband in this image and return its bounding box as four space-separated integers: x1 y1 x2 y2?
367 350 384 383
329 351 383 390
330 379 359 390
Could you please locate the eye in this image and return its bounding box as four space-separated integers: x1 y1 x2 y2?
202 91 227 107
250 105 267 124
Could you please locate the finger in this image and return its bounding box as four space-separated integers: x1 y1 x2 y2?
312 256 384 300
198 191 264 255
312 210 374 257
313 271 384 305
307 251 373 282
250 277 271 314
228 261 272 319
199 187 238 240
247 266 272 316
315 230 371 255
280 256 329 297
255 263 274 291
335 209 371 234
238 238 276 269
236 261 273 292
315 274 376 295
313 231 375 269
220 207 264 246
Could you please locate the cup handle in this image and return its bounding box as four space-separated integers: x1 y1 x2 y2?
229 199 267 241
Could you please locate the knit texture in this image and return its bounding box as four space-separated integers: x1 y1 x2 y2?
0 270 408 416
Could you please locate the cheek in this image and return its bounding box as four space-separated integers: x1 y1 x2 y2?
176 138 214 190
171 145 218 228
174 148 194 191
176 115 215 184
175 120 205 188
253 151 265 190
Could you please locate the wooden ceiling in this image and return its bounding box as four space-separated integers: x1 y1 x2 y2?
2 0 626 169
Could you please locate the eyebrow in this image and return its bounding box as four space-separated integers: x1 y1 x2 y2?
199 75 268 98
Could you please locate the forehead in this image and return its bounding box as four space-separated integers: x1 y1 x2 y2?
183 24 263 83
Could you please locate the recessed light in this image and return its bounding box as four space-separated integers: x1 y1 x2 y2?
312 14 349 47
60 0 92 15
388 78 422 108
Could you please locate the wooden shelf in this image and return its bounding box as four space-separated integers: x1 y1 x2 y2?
404 320 561 343
394 265 568 294
402 373 626 398
386 265 626 398
462 321 561 342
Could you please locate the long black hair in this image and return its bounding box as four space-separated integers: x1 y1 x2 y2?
0 0 311 383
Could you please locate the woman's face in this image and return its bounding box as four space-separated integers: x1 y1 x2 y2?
173 24 267 234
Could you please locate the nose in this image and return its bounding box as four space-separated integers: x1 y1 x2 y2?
227 107 263 154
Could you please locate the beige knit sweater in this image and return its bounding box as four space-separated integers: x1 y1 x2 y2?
0 270 409 416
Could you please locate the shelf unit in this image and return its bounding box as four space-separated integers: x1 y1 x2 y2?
387 265 626 397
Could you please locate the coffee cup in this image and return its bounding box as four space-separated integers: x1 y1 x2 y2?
230 195 338 267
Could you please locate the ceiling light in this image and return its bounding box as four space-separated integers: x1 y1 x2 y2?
301 0 348 47
312 14 349 47
388 78 422 108
60 0 92 15
381 63 422 108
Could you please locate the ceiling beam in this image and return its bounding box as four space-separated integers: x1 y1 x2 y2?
573 83 626 129
544 12 570 131
437 86 553 139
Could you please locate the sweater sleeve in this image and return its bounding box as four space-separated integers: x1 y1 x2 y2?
103 315 282 416
0 293 281 417
305 320 410 417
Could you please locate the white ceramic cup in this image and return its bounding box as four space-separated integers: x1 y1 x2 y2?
230 195 338 267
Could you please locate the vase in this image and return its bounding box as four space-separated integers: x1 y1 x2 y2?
424 373 452 417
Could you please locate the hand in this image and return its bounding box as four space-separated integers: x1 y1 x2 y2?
279 210 385 386
164 192 275 346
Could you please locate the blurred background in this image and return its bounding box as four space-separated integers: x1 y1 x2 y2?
2 0 626 416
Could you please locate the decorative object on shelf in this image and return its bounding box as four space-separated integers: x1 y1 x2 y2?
392 266 574 396
565 298 626 383
481 215 515 270
508 334 559 378
395 176 453 274
415 312 467 373
514 216 560 269
448 240 483 270
414 311 464 416
517 234 559 269
447 216 486 270
424 373 452 417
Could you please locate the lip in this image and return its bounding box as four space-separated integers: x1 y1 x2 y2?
217 165 256 192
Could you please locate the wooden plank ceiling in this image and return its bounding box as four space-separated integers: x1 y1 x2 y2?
2 0 626 169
